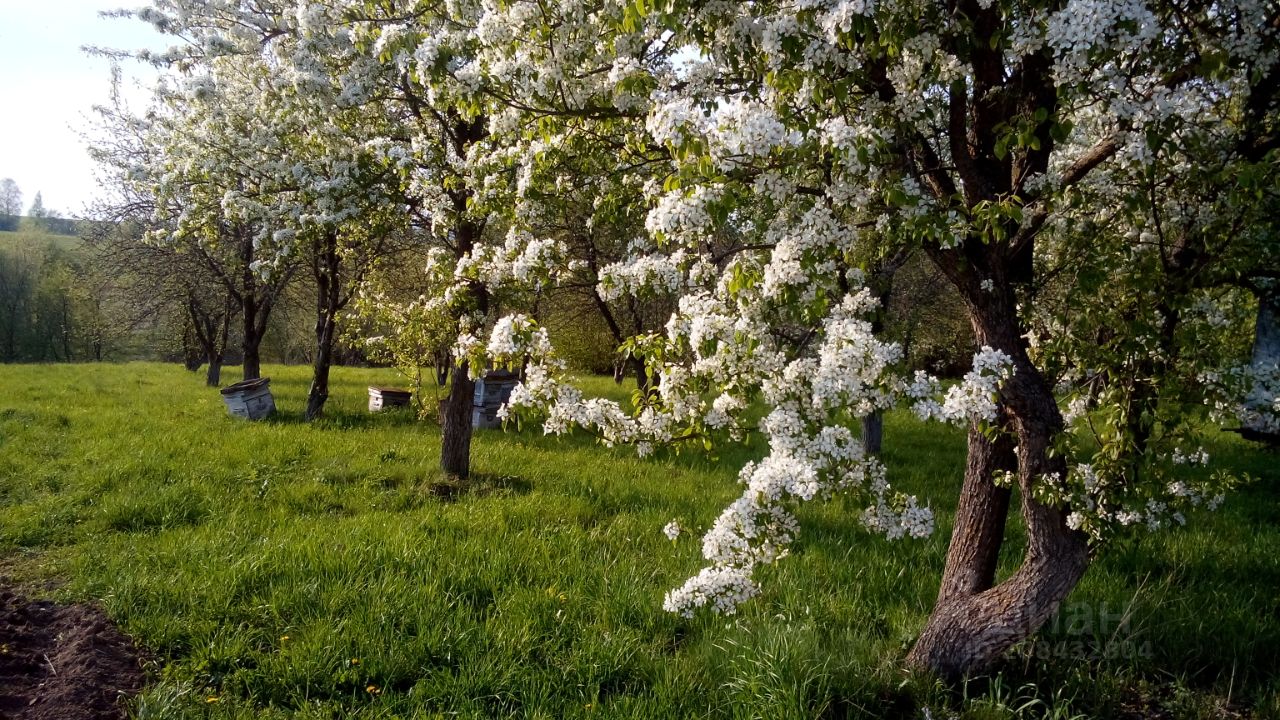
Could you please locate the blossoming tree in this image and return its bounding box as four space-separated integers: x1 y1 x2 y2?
115 59 302 383
458 0 1278 678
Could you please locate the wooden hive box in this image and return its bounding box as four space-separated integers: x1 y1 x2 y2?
220 377 276 420
471 370 520 429
368 386 412 412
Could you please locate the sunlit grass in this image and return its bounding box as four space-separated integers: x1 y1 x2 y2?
0 362 1275 718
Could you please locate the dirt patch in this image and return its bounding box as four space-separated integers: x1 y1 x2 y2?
0 590 145 720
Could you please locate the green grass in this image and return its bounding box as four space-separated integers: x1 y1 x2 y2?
0 362 1276 719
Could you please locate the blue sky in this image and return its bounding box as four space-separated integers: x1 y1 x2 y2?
0 1 164 217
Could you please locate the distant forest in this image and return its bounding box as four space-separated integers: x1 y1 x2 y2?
0 215 78 235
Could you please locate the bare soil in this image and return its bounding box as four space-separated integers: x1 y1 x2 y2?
0 590 144 720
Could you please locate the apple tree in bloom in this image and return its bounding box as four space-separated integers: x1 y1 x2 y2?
85 87 242 387
116 1 529 435
108 57 304 383
284 0 578 467
459 0 1278 678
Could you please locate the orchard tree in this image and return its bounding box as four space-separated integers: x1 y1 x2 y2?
129 59 302 382
460 0 1278 679
288 1 576 469
86 89 242 385
347 255 459 419
119 0 538 471
0 178 19 215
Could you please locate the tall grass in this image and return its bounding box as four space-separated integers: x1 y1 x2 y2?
0 362 1275 718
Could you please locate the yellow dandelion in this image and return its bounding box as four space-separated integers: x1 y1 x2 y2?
350 658 360 665
280 635 289 642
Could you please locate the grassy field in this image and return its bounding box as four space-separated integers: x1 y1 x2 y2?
0 227 83 253
0 362 1276 719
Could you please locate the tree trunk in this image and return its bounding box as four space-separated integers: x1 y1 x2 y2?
236 225 275 383
861 410 884 456
306 235 342 421
906 283 1090 679
305 325 334 420
441 360 476 479
631 355 651 394
242 293 262 381
182 317 204 372
435 356 450 386
206 353 224 386
438 113 488 474
937 419 1017 601
906 490 1089 679
207 297 233 387
306 307 339 420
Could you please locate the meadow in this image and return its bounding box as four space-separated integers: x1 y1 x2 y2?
0 362 1276 719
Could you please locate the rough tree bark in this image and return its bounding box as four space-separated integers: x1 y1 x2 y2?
933 418 1016 604
240 291 268 382
206 354 223 387
305 313 337 420
440 356 478 478
905 280 1091 679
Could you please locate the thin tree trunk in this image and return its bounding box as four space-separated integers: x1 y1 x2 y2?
207 295 233 387
861 410 884 456
631 355 650 394
237 224 273 382
305 308 339 420
241 295 262 381
440 360 476 478
436 116 488 480
933 418 1015 603
305 324 334 420
435 349 450 386
206 357 223 387
306 235 342 421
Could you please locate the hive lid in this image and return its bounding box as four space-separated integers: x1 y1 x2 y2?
220 377 271 395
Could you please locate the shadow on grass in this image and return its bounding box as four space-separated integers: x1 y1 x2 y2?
261 407 425 429
427 473 533 501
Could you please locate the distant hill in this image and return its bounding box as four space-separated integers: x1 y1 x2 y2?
0 228 84 253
